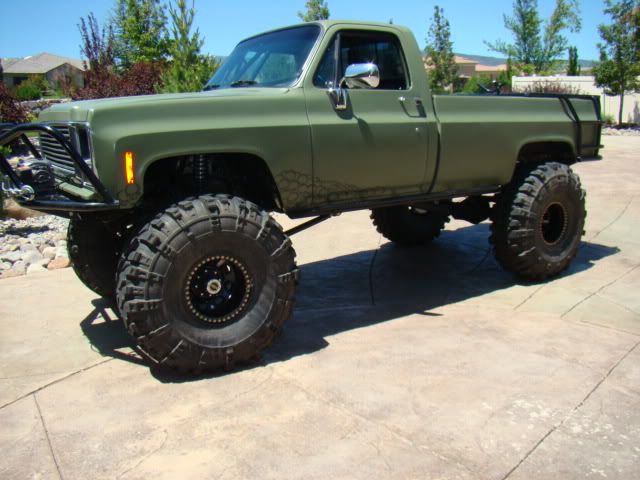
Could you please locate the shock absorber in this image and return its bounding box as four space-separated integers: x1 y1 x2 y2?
193 154 208 193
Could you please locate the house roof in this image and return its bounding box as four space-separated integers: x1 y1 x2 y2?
476 63 507 72
2 53 84 74
453 55 479 65
1 58 21 70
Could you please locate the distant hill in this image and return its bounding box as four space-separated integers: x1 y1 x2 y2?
455 53 507 67
455 53 595 69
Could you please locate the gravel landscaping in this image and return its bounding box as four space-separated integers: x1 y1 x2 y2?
602 125 640 136
0 214 70 278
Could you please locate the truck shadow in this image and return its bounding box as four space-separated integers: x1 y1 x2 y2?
79 223 619 382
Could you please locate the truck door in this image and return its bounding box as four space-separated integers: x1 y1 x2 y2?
304 28 432 206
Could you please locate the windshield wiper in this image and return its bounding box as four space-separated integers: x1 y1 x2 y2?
230 80 258 88
203 84 220 91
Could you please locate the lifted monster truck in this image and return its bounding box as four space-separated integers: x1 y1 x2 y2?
1 21 602 373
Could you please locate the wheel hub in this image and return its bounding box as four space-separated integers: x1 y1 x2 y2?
540 202 568 246
184 256 252 325
206 279 223 295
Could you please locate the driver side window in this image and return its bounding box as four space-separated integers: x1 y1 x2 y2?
313 31 409 90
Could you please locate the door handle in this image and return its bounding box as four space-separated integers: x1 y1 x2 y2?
399 96 423 104
399 97 427 118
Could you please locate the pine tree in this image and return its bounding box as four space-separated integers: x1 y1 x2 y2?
486 0 582 74
425 6 457 93
160 0 219 93
298 0 330 22
567 46 581 75
593 0 640 124
111 0 170 71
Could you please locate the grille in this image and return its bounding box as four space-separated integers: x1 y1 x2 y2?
39 124 91 175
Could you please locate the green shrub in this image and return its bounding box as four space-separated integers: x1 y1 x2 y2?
461 74 492 94
15 82 41 101
602 114 615 125
14 75 49 100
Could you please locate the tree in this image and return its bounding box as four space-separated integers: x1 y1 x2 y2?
111 0 170 71
75 13 122 99
298 0 330 21
593 0 640 125
160 0 219 93
567 46 581 75
425 6 457 92
486 0 582 74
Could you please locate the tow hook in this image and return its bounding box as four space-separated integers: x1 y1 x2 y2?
1 179 35 201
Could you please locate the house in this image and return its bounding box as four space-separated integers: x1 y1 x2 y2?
453 55 507 81
1 53 85 89
423 54 508 89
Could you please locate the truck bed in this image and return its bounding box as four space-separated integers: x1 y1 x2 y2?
431 93 602 192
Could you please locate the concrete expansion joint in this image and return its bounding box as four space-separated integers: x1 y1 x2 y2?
0 358 114 411
465 246 492 274
589 194 637 242
115 429 168 479
33 393 64 480
560 263 640 319
499 339 640 480
513 284 546 310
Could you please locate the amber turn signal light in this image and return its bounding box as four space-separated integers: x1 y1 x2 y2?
124 151 135 185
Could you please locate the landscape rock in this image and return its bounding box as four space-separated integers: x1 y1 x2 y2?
0 250 23 263
11 261 26 273
33 258 51 268
47 256 71 270
20 243 38 253
22 250 44 265
27 263 48 274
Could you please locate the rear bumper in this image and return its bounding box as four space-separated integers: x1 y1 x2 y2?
0 123 119 214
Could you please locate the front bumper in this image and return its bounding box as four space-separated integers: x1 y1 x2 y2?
0 123 119 214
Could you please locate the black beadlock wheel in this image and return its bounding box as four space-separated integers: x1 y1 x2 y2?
68 218 123 298
370 205 449 245
116 194 298 373
490 162 586 281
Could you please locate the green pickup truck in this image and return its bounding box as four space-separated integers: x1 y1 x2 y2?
1 21 602 373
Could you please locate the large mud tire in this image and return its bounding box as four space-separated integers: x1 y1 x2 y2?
370 206 449 245
68 218 121 298
116 195 298 373
491 162 586 281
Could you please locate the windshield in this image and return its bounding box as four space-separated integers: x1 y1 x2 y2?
204 25 321 90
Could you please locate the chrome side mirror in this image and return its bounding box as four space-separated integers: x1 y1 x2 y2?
343 63 380 89
328 63 380 111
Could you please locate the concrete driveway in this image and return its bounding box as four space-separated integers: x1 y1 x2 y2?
1 136 639 480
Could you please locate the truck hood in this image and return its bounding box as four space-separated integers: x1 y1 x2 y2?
39 88 292 123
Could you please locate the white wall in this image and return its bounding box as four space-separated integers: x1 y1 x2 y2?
512 75 640 124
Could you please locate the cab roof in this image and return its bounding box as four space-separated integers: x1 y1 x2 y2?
240 20 412 43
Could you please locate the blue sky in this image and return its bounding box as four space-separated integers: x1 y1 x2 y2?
1 0 607 61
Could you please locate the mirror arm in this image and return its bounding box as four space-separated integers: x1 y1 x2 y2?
328 86 347 111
